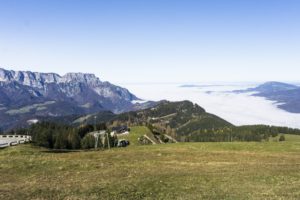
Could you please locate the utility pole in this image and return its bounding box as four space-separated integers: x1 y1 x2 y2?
106 131 111 149
94 132 103 150
94 116 98 149
95 134 99 149
94 116 97 131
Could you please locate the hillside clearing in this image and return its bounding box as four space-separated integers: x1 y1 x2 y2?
117 126 153 146
270 134 300 142
1 141 300 200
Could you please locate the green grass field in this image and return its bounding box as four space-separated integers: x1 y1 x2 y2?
117 126 153 146
270 134 300 142
1 130 300 199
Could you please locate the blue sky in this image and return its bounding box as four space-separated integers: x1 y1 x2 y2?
0 0 299 83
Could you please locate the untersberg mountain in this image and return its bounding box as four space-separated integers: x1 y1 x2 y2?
0 68 146 130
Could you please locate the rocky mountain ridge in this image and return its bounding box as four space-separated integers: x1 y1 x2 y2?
0 67 148 130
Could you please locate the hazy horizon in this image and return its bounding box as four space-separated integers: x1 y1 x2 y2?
122 82 300 129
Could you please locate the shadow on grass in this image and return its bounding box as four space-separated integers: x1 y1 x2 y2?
41 149 83 154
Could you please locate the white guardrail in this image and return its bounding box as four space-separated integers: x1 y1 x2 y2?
0 135 32 148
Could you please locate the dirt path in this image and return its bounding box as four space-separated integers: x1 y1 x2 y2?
163 134 178 143
143 134 157 144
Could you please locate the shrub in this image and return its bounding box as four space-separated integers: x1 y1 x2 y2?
279 135 285 142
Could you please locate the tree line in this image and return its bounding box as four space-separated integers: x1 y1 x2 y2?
8 120 300 147
182 125 300 142
29 122 117 150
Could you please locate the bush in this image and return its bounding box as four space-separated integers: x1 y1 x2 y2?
279 135 285 142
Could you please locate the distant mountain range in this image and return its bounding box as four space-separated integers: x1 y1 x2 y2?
1 67 299 131
234 81 300 113
0 68 153 130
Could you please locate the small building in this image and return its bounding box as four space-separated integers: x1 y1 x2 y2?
111 126 130 134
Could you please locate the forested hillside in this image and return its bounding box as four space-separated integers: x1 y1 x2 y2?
7 100 300 148
107 101 300 142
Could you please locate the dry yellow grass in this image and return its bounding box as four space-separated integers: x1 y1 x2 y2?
0 141 300 200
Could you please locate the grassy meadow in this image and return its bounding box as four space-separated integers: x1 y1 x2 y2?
1 127 300 200
271 134 300 142
117 126 153 146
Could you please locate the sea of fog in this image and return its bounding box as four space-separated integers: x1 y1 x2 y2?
120 82 300 129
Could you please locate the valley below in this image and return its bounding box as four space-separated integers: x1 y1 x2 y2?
121 82 300 128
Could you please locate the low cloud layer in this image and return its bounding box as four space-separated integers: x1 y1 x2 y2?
123 83 300 129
